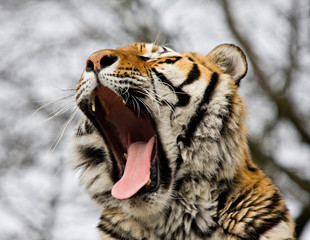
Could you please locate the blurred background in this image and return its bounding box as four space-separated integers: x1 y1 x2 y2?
0 0 309 239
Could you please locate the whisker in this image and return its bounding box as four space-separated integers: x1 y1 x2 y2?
139 89 161 116
131 96 141 117
51 107 78 151
136 97 159 119
142 87 179 122
42 102 76 123
153 32 162 46
32 94 75 115
50 83 76 92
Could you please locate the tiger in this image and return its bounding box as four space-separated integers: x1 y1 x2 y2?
71 42 295 240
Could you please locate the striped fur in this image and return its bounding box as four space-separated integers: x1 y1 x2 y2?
72 43 295 239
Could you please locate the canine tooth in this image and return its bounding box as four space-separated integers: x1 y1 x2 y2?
122 99 126 104
145 178 151 187
91 95 96 112
123 153 128 159
99 99 110 115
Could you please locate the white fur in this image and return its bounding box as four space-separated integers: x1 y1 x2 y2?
260 221 294 240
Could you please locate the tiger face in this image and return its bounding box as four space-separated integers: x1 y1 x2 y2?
72 43 247 218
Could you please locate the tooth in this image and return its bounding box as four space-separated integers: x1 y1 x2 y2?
91 94 96 112
145 178 151 187
123 153 128 159
100 99 110 115
122 98 126 104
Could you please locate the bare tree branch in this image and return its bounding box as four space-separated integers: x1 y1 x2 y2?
220 0 310 144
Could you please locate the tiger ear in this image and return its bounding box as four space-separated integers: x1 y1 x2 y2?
206 44 248 86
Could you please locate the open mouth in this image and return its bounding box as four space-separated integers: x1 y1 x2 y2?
88 86 159 199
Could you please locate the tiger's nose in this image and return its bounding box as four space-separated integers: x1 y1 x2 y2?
86 51 118 72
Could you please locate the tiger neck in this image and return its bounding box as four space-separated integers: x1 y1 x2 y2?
176 78 249 183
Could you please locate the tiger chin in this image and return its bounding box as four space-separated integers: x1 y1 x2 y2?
71 43 295 240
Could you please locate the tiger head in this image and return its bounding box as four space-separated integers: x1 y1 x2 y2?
72 43 248 219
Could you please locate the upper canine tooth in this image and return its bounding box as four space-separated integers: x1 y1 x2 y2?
122 99 126 104
91 94 96 112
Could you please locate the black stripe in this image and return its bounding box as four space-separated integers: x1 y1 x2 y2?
222 230 248 240
98 215 142 240
150 71 160 103
179 63 200 88
217 187 231 212
200 72 219 105
87 174 101 189
98 223 130 240
226 189 251 212
84 120 95 134
174 173 192 191
179 72 219 147
175 154 184 175
92 191 111 204
245 158 258 172
187 56 195 62
152 68 190 107
219 95 232 136
78 146 107 168
156 129 172 190
77 98 89 114
91 191 112 204
176 91 190 107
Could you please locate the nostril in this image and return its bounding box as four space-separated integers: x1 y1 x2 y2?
100 55 118 69
86 52 118 72
86 60 94 72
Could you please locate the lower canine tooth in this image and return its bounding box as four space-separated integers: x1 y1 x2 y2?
145 178 151 187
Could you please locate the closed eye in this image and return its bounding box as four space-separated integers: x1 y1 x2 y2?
139 56 151 61
161 46 168 53
139 56 159 62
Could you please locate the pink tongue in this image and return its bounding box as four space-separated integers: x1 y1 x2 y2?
111 136 155 199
